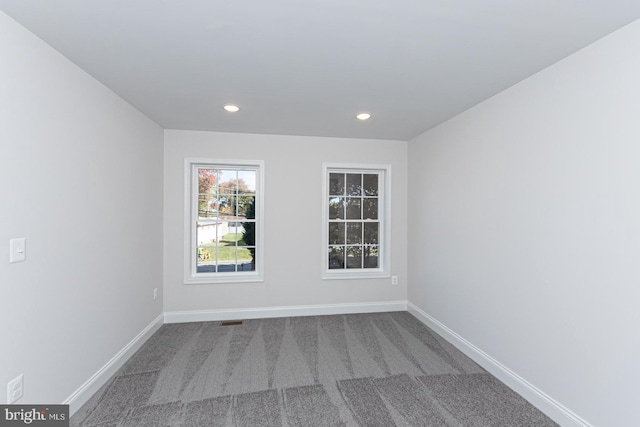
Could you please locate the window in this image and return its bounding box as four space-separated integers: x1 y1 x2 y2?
322 164 390 279
185 159 264 284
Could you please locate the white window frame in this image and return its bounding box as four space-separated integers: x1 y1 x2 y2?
184 158 264 284
321 163 391 280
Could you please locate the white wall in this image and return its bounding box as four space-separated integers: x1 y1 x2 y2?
0 11 163 407
164 130 407 313
408 20 640 426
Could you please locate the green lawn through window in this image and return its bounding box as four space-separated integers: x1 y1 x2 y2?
198 233 252 262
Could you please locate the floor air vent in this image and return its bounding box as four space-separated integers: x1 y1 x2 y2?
220 320 243 326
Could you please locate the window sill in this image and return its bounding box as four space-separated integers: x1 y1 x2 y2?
185 273 264 285
322 270 389 280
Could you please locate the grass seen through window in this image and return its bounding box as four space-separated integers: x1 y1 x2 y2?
198 233 252 262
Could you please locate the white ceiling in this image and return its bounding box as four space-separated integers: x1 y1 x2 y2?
2 1 639 141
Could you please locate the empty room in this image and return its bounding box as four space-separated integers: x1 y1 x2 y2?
1 1 639 426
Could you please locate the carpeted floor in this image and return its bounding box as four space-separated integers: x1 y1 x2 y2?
70 312 557 426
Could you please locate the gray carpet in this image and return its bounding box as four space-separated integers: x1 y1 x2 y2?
71 312 557 426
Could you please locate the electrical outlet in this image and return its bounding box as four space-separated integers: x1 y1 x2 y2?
153 288 158 300
391 276 398 285
7 374 23 404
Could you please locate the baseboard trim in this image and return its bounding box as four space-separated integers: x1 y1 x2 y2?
63 313 164 416
164 301 407 324
407 302 591 427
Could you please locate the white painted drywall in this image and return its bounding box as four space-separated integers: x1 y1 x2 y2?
408 20 640 426
0 11 163 405
164 130 407 312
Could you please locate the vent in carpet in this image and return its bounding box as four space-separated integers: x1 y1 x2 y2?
220 320 243 326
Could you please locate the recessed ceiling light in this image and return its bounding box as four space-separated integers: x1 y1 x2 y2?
224 104 240 113
356 112 371 121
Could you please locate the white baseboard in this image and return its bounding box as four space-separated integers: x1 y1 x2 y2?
164 301 407 324
63 313 164 416
407 302 591 427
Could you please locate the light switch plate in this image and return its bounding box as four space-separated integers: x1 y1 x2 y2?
10 238 26 263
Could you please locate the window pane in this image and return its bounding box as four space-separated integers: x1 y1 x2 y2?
328 246 345 269
198 194 217 219
196 222 217 245
237 247 253 264
345 198 362 219
219 186 234 196
236 195 255 217
198 168 219 197
218 231 240 246
217 261 238 273
217 188 234 218
329 223 345 244
196 239 216 273
235 224 248 246
220 245 252 270
364 246 379 268
237 170 256 193
218 169 239 190
329 173 344 196
346 174 362 196
207 242 229 265
218 170 243 219
239 220 255 247
363 198 378 220
363 174 378 196
346 246 362 268
364 222 379 244
197 264 217 273
201 239 254 272
238 254 255 272
346 223 362 244
329 197 344 219
196 244 213 262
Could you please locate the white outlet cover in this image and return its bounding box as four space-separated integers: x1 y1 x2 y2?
7 374 23 404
